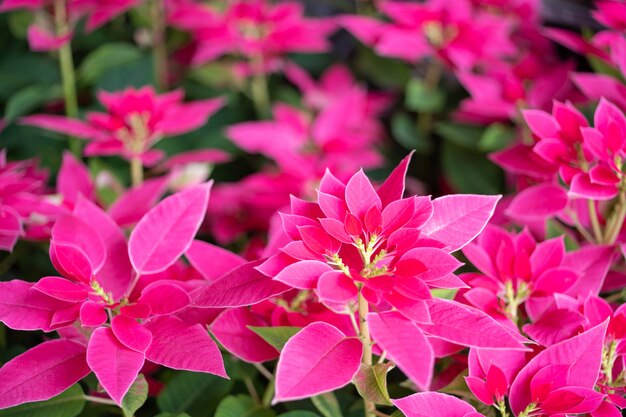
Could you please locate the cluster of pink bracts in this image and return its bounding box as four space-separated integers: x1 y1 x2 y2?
0 0 625 416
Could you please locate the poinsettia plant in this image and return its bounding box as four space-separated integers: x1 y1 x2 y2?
0 0 625 416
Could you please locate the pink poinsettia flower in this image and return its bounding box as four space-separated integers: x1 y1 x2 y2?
566 99 626 201
341 0 516 70
284 62 394 115
226 102 384 184
21 87 224 166
248 155 534 400
393 391 485 417
0 149 64 250
168 0 335 73
0 0 141 51
509 321 609 417
461 225 614 324
0 183 229 408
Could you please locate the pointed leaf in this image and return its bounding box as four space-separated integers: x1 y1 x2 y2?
422 195 501 251
353 363 394 406
193 260 290 308
156 372 233 416
128 182 212 275
393 392 482 417
138 282 190 315
274 322 362 402
345 170 381 218
506 184 568 221
0 340 90 409
311 393 343 417
186 240 246 282
368 311 433 390
377 152 414 207
248 326 302 352
419 298 528 350
0 384 85 417
274 261 332 290
145 316 226 377
214 394 274 417
121 375 148 417
509 320 609 415
86 327 145 405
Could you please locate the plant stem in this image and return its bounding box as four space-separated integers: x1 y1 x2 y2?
604 187 626 244
244 377 261 405
130 157 143 187
416 59 443 135
150 0 168 91
250 55 271 119
357 286 375 417
261 376 275 407
84 395 117 406
254 363 274 380
587 200 603 243
53 0 80 156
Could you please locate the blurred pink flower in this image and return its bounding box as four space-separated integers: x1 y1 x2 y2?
22 87 224 165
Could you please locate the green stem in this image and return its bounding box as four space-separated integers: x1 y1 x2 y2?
416 59 443 136
604 188 626 244
130 156 143 187
587 200 603 243
244 377 261 405
250 56 271 119
150 0 168 91
261 376 275 407
358 286 375 417
54 0 80 156
84 395 117 406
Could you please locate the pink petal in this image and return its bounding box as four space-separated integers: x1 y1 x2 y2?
274 322 362 402
506 183 568 221
0 339 90 409
57 152 95 206
509 320 609 415
50 242 93 284
422 195 501 252
419 298 528 350
345 169 381 218
209 308 279 363
523 109 560 139
26 24 71 51
73 197 132 299
138 282 190 315
377 152 414 207
128 182 212 274
111 315 152 353
317 271 358 306
368 311 433 390
563 246 614 297
87 327 145 405
0 280 71 331
393 392 482 417
193 260 290 308
570 172 619 200
108 177 169 227
32 276 87 302
274 260 332 290
145 316 226 377
398 248 463 281
185 240 246 282
20 114 101 138
80 301 107 327
161 97 224 136
52 214 107 274
465 376 493 405
0 206 21 252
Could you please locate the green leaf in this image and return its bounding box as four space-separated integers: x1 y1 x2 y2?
390 411 406 417
78 43 143 85
4 85 61 122
311 393 343 417
431 289 457 300
441 142 502 195
0 384 85 417
405 78 445 113
121 374 148 417
97 56 153 91
587 54 624 80
478 123 515 152
546 220 579 251
7 11 33 39
277 412 321 417
355 47 410 89
248 326 301 351
214 395 275 417
353 363 393 406
157 371 234 416
435 122 484 150
155 414 192 417
391 112 432 154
